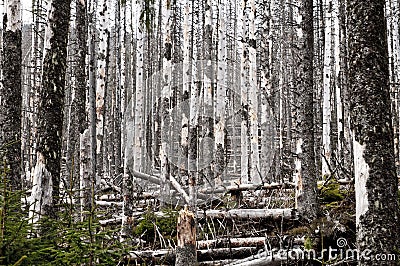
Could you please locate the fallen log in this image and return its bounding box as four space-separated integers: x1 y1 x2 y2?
199 179 352 195
197 236 304 249
95 200 123 207
199 183 295 194
226 248 304 266
126 247 258 263
132 170 219 202
197 208 298 220
99 217 123 226
197 237 266 249
199 259 235 265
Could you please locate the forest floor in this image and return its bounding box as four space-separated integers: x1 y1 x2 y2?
117 179 358 265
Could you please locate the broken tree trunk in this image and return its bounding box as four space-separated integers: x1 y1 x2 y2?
176 206 197 265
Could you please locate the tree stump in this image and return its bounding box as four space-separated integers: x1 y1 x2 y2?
175 206 197 265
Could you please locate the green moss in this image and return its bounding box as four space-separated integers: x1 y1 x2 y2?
287 226 309 236
319 180 345 203
304 236 314 250
134 209 178 243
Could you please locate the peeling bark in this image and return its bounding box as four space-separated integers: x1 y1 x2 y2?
29 0 72 219
176 206 197 265
348 0 400 262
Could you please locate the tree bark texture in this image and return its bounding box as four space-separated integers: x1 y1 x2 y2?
347 0 400 263
0 0 22 191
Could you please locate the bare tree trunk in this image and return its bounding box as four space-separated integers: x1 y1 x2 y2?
292 0 318 220
258 0 273 182
29 0 72 221
95 0 109 182
247 0 261 184
134 0 144 173
348 0 400 263
175 206 197 265
75 0 90 220
160 0 172 204
322 0 332 178
0 0 22 191
238 0 249 184
215 0 227 185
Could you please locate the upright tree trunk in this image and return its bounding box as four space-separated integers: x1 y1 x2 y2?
292 0 318 220
29 0 72 222
0 0 22 191
75 0 91 220
215 0 227 185
347 0 400 263
247 0 260 184
239 0 249 184
134 0 145 173
175 206 197 265
160 0 172 204
95 0 109 181
322 0 332 177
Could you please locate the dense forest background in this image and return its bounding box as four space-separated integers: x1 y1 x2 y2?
0 0 399 265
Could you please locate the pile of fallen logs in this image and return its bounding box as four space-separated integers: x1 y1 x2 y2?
126 235 306 265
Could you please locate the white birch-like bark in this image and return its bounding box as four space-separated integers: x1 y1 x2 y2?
333 0 342 164
29 2 55 223
28 0 50 181
215 0 227 186
238 0 249 184
29 152 53 224
247 0 260 184
392 0 400 169
353 138 369 226
322 0 332 177
201 0 214 187
133 0 144 172
160 0 172 202
259 0 273 181
386 0 400 169
180 0 191 191
87 0 98 191
95 0 109 181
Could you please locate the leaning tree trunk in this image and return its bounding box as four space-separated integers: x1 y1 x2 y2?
292 0 318 220
29 0 72 222
347 0 400 264
0 0 22 191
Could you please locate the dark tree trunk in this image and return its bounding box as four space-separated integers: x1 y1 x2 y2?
347 0 400 264
0 1 22 191
293 0 319 220
31 0 72 218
